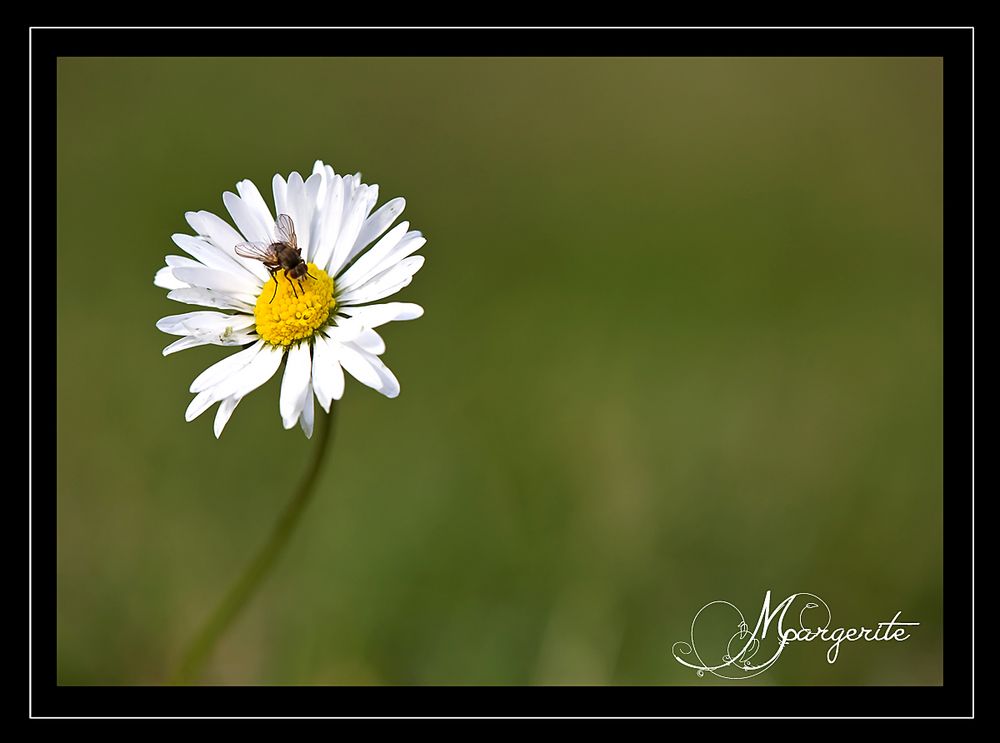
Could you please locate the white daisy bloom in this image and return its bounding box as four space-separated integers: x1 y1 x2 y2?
155 161 425 438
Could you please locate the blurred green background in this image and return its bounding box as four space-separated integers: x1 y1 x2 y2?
56 57 943 685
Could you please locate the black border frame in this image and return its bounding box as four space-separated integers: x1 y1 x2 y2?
30 27 974 719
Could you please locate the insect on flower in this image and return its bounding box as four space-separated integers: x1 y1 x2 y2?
235 214 315 303
154 161 427 438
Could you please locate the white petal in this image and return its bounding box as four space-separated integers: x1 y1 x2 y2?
186 210 270 283
163 335 219 356
186 387 220 422
279 343 312 429
299 384 315 438
353 328 385 356
340 302 424 327
167 287 255 312
311 334 344 412
162 332 256 356
340 277 411 307
335 221 410 290
313 167 328 211
335 341 384 391
154 266 187 290
236 179 276 239
324 317 365 344
156 311 255 336
214 395 242 438
311 175 344 271
190 340 265 393
158 312 256 355
272 174 289 222
347 197 406 267
345 343 400 398
283 173 305 245
363 184 378 216
280 171 320 263
336 235 427 301
191 343 284 418
301 171 323 261
171 266 262 296
337 256 424 306
327 185 377 277
165 255 202 269
341 172 360 207
286 171 304 202
224 190 271 245
370 358 400 398
186 210 244 250
374 230 424 271
171 233 260 282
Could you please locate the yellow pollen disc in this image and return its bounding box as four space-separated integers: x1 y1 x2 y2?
253 263 335 346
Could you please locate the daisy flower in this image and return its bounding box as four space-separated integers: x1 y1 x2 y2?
154 161 425 438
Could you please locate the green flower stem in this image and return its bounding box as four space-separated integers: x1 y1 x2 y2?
172 405 337 685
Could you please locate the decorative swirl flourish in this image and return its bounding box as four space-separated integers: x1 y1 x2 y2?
671 600 781 680
672 591 832 680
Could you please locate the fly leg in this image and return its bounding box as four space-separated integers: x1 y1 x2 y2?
286 271 299 299
267 267 280 303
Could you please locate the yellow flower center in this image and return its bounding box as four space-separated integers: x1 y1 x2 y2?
253 263 335 346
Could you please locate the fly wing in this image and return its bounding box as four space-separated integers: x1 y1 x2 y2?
275 213 297 250
234 240 278 263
